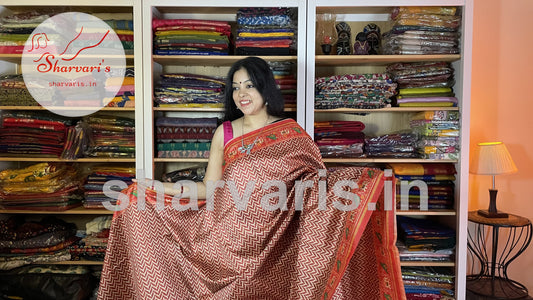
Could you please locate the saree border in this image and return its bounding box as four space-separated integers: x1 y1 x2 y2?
223 118 307 168
323 171 405 300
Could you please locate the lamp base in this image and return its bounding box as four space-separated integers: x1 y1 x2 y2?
477 189 509 218
477 209 509 218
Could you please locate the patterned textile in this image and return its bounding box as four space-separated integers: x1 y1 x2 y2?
235 7 297 56
0 75 39 106
0 111 71 157
0 163 83 211
314 121 366 158
153 19 231 55
98 119 405 300
0 216 77 270
154 73 224 108
383 7 461 55
83 115 135 158
315 73 397 109
410 111 460 159
83 167 135 209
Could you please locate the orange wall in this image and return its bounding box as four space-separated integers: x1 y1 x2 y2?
470 0 533 291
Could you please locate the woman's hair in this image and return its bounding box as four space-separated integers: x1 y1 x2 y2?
223 56 285 121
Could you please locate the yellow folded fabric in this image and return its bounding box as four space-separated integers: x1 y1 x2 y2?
399 87 452 95
0 163 60 183
155 30 224 36
399 102 455 107
238 32 294 38
389 163 426 175
394 7 457 16
389 163 456 175
105 77 135 86
115 29 134 35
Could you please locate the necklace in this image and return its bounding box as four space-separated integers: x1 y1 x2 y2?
238 117 269 155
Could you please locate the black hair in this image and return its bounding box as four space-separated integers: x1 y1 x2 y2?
223 56 285 121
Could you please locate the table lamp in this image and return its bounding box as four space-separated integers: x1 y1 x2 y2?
470 142 517 218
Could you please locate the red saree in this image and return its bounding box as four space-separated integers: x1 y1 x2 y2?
98 118 405 299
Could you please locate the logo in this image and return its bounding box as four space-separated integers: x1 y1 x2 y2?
21 12 126 117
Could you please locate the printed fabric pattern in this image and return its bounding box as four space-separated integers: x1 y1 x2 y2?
97 118 405 300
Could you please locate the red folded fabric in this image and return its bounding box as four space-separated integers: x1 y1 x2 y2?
153 19 231 34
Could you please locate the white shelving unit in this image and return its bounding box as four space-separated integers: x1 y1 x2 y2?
0 1 473 298
306 1 473 298
141 0 307 179
0 0 144 266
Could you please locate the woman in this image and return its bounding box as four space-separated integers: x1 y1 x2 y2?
153 56 288 200
98 57 405 300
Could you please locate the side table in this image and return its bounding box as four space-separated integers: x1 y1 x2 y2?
467 211 532 299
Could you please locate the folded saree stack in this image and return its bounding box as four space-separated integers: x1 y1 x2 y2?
314 120 365 157
410 111 460 160
402 267 455 300
365 132 419 158
387 61 458 107
154 73 224 108
156 117 218 158
105 67 135 108
83 115 135 158
152 19 231 55
92 12 134 55
382 7 461 55
83 166 135 209
0 163 83 211
0 111 72 157
269 61 297 109
315 73 397 109
0 75 39 106
0 216 78 270
235 7 297 56
396 216 456 263
0 11 53 54
161 166 206 183
69 215 111 262
389 163 456 211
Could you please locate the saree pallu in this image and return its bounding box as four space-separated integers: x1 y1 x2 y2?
98 119 405 300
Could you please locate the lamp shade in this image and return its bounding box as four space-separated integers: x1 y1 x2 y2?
470 142 518 175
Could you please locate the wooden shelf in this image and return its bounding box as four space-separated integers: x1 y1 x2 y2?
0 54 134 64
396 210 457 216
0 106 135 111
400 261 455 267
0 157 135 162
322 158 458 164
154 107 224 112
43 260 104 266
0 207 114 215
0 54 23 64
315 107 459 113
154 158 209 163
152 55 298 66
0 1 134 8
154 107 296 112
315 54 461 66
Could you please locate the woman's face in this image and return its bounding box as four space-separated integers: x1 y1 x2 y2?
232 68 266 116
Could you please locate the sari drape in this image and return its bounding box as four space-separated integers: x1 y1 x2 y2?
97 118 405 300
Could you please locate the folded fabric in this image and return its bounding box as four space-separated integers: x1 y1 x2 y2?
389 163 456 175
152 19 231 33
